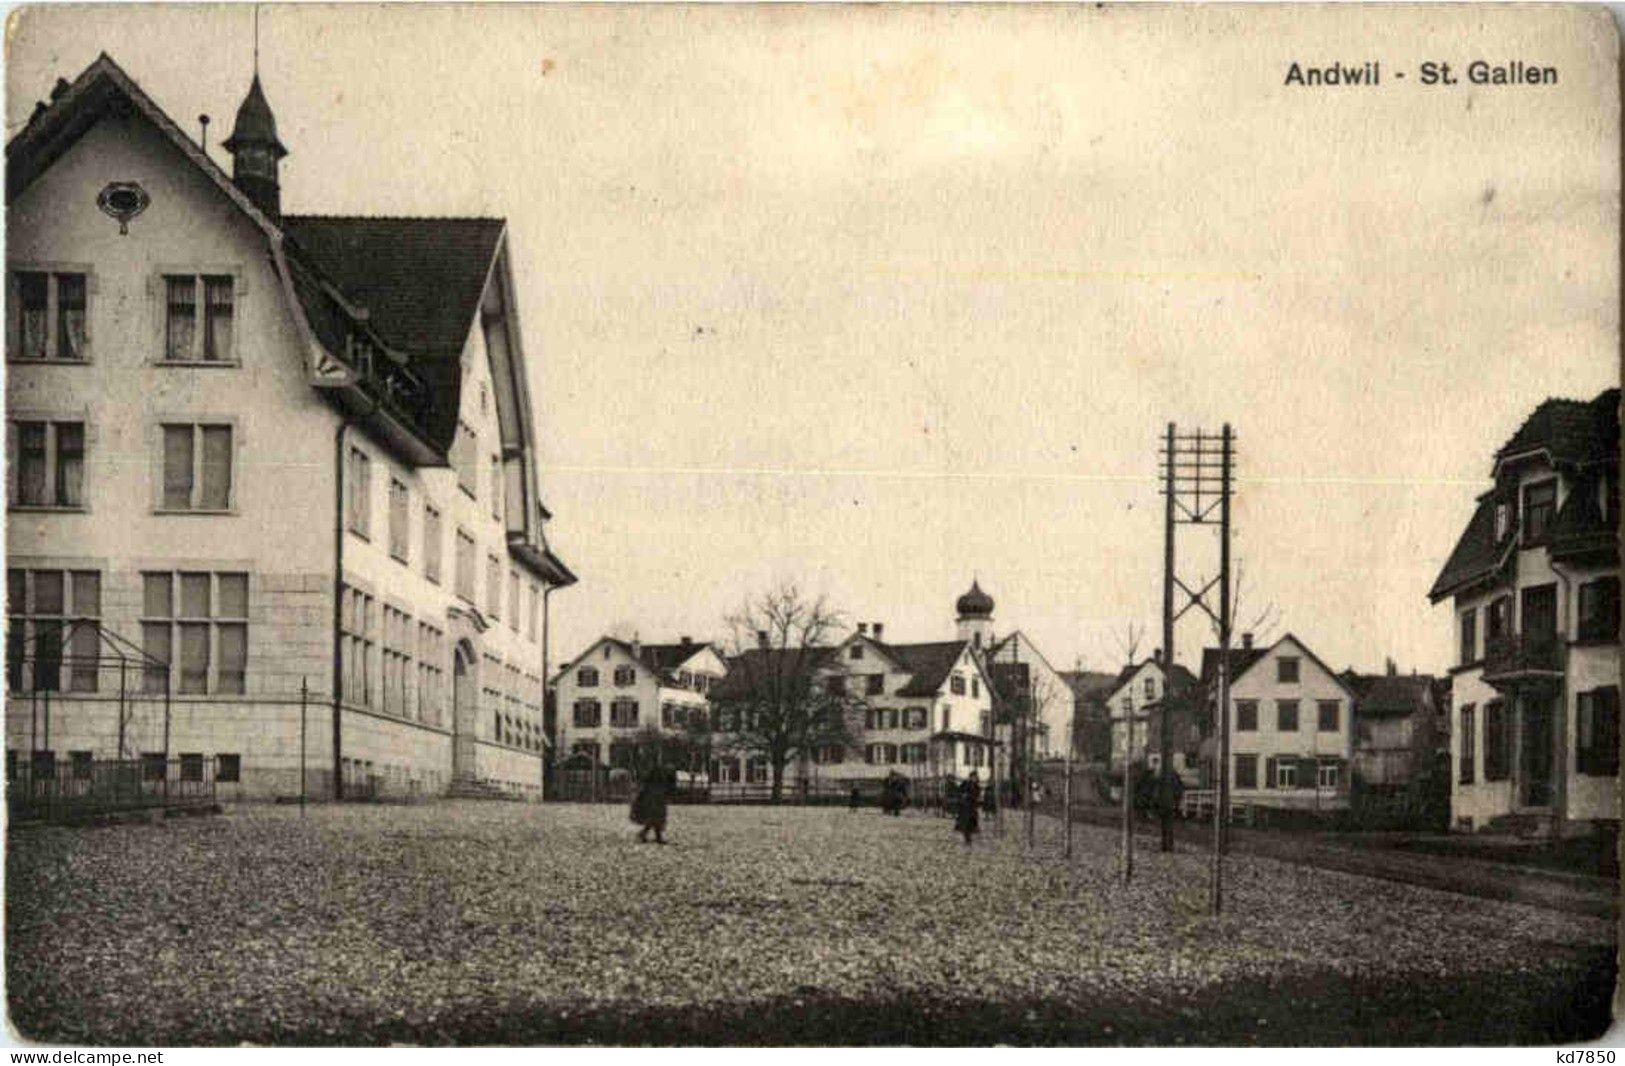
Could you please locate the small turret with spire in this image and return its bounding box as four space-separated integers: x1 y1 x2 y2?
223 19 287 219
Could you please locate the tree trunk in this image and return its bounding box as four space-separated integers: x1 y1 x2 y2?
770 760 785 804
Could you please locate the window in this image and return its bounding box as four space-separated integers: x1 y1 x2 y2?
950 674 966 696
423 505 443 584
1277 657 1299 683
335 586 374 707
1577 687 1620 776
1235 700 1258 732
1460 608 1478 665
573 699 602 728
812 744 845 765
528 582 540 641
901 742 928 764
142 752 166 782
454 530 476 602
1486 596 1512 643
1274 757 1297 789
387 478 409 561
1121 697 1132 715
1316 759 1339 790
7 568 100 693
1459 704 1476 784
907 706 929 730
9 420 85 509
866 673 884 696
613 665 636 687
1276 699 1299 732
216 753 241 783
1522 480 1557 546
1494 500 1512 542
1317 700 1339 732
1144 677 1156 699
486 555 502 618
163 274 235 363
850 644 864 660
161 423 233 511
1578 578 1620 642
866 743 898 765
662 702 683 728
578 666 599 688
11 270 90 362
69 750 93 780
746 756 769 784
508 571 520 631
490 455 502 520
1484 700 1510 781
1234 754 1258 789
971 678 980 698
453 422 478 497
610 698 638 728
416 623 445 726
381 605 413 718
180 753 205 783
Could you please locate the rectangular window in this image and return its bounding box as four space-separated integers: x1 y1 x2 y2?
1459 704 1476 784
180 753 205 783
142 752 166 782
1316 759 1339 790
346 447 371 536
217 753 241 783
866 673 884 696
573 699 601 728
1234 754 1258 789
141 571 248 695
950 674 966 695
380 605 414 718
1460 607 1478 665
1274 757 1297 789
69 750 93 779
1522 480 1557 546
1484 700 1510 781
162 274 234 363
1277 700 1299 732
486 555 502 618
490 455 502 521
454 423 478 497
7 569 101 693
423 504 443 583
455 530 476 603
1577 687 1620 777
610 699 639 728
388 477 410 561
508 570 520 631
160 423 233 511
10 271 88 362
1317 700 1339 732
528 582 540 641
9 420 86 509
416 623 445 726
1235 700 1258 732
1486 596 1513 643
1578 578 1620 643
1277 657 1300 684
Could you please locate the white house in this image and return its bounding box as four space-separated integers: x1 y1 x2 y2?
1104 653 1198 774
554 637 726 771
1202 633 1356 811
1428 388 1619 836
986 630 1070 759
4 55 575 801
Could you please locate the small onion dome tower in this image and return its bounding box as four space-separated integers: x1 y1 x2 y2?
222 74 287 220
955 579 995 649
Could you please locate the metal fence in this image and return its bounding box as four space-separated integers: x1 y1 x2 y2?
6 755 218 823
549 771 965 809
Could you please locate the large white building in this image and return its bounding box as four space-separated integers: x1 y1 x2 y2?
1428 388 1619 835
5 55 574 801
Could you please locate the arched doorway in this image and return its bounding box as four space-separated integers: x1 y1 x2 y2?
452 642 476 784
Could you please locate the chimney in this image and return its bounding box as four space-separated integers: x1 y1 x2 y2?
680 635 692 647
1386 657 1397 677
873 622 884 642
631 637 641 659
756 630 769 650
1242 633 1254 650
1153 648 1163 664
858 623 868 636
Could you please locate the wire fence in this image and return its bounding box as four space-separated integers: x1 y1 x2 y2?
6 755 219 823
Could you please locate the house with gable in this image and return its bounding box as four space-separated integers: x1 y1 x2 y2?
553 636 727 772
1202 633 1357 811
1102 652 1198 774
4 55 574 801
1428 388 1619 835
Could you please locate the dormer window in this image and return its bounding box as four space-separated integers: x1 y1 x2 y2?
1522 480 1556 546
1494 501 1512 542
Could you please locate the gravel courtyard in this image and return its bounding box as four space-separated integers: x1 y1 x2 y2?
6 801 1615 1046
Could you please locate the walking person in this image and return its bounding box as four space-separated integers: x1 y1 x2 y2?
631 760 676 844
955 770 982 845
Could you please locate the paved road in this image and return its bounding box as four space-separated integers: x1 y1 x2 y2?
1062 806 1619 918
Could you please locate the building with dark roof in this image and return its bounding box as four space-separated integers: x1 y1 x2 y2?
1101 651 1200 777
5 55 575 801
1427 389 1618 835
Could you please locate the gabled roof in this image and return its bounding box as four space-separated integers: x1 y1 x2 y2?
1200 633 1356 698
1104 657 1197 702
1495 388 1620 473
709 646 836 702
888 640 974 697
635 640 720 678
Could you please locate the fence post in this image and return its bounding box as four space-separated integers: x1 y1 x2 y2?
300 677 308 817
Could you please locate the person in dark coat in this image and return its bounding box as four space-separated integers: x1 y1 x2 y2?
881 770 908 816
955 770 981 845
630 763 676 843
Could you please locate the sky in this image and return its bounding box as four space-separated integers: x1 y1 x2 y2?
6 4 1619 679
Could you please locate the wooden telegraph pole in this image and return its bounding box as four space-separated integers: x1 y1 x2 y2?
1157 423 1236 914
1160 422 1176 853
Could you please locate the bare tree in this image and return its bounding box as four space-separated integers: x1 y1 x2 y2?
712 583 854 802
1113 620 1147 666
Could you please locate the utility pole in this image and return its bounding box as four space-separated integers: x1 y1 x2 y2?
1160 422 1176 853
1120 707 1133 884
1157 422 1236 915
300 677 308 817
